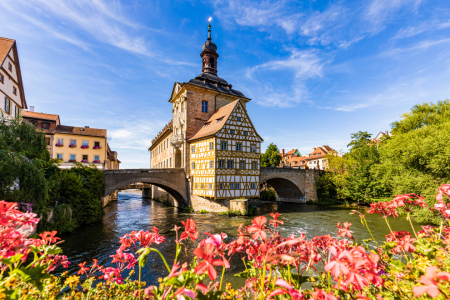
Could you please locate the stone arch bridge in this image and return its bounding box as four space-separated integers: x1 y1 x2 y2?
102 167 321 207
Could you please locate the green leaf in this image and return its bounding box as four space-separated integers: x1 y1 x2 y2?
1 254 23 265
10 265 51 292
234 270 249 278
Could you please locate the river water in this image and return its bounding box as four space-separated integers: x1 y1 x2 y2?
59 191 423 287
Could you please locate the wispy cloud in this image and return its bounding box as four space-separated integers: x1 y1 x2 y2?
245 48 329 107
365 0 422 27
381 37 450 56
0 0 153 56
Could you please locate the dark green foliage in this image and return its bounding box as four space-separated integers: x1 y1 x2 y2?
0 114 105 233
261 143 282 167
260 188 277 201
315 172 337 202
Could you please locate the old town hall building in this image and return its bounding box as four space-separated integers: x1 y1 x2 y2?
149 23 263 201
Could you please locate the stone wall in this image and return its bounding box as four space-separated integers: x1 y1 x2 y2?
191 195 229 212
101 190 118 206
152 186 180 207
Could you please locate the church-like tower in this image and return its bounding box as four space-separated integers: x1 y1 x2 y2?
200 23 219 75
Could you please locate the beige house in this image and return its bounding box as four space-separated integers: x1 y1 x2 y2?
22 110 120 170
0 37 27 118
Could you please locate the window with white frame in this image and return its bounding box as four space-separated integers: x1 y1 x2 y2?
94 155 100 161
70 140 76 146
235 183 240 189
210 161 214 168
236 143 242 151
201 101 208 112
83 141 88 146
230 183 235 189
252 161 257 170
251 183 256 189
227 160 233 169
191 146 195 153
221 141 227 150
57 154 63 160
70 154 76 161
4 97 10 114
209 142 214 150
239 160 245 169
219 160 225 168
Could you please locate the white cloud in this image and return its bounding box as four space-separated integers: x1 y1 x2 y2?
365 0 422 25
245 49 329 107
381 37 450 56
0 0 153 56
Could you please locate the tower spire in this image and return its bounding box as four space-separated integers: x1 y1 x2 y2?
208 23 212 41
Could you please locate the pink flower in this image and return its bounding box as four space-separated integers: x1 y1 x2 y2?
246 216 267 240
193 243 227 281
180 219 198 241
174 287 196 300
269 213 284 228
413 266 441 298
337 222 353 238
267 279 303 300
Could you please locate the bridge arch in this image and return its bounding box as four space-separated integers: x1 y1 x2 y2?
103 169 189 207
260 168 321 203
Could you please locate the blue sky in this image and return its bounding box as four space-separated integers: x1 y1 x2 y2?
1 0 450 168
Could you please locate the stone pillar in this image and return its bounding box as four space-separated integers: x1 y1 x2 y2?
102 190 118 206
229 199 248 215
142 187 152 199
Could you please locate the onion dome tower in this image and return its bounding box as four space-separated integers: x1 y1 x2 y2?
200 23 219 75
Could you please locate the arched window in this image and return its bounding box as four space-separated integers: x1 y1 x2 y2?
209 57 215 69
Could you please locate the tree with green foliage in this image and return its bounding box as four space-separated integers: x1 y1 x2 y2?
0 114 50 207
372 100 450 223
261 143 282 167
0 114 105 233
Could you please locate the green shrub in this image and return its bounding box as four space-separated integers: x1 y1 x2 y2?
260 188 277 201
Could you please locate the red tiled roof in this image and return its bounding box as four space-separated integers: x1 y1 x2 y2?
188 100 240 141
0 37 14 66
22 110 60 122
55 125 106 137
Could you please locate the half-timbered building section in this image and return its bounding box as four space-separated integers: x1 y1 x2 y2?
190 137 216 198
188 99 263 200
0 37 27 118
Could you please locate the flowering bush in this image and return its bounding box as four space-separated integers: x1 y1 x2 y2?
81 145 89 149
93 146 101 149
81 159 88 163
68 159 76 163
2 184 450 299
69 144 76 148
93 159 101 163
55 143 63 147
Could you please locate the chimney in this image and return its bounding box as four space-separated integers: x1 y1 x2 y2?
385 130 388 135
312 147 316 152
85 126 90 128
282 149 285 156
30 106 34 112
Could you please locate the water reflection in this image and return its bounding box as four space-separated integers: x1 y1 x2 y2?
59 191 423 287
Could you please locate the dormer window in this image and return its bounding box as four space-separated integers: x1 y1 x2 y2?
204 122 210 127
8 63 12 71
217 117 223 123
12 87 17 95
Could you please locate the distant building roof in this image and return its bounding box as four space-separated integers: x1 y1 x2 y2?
22 110 60 122
0 37 14 65
55 125 106 137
